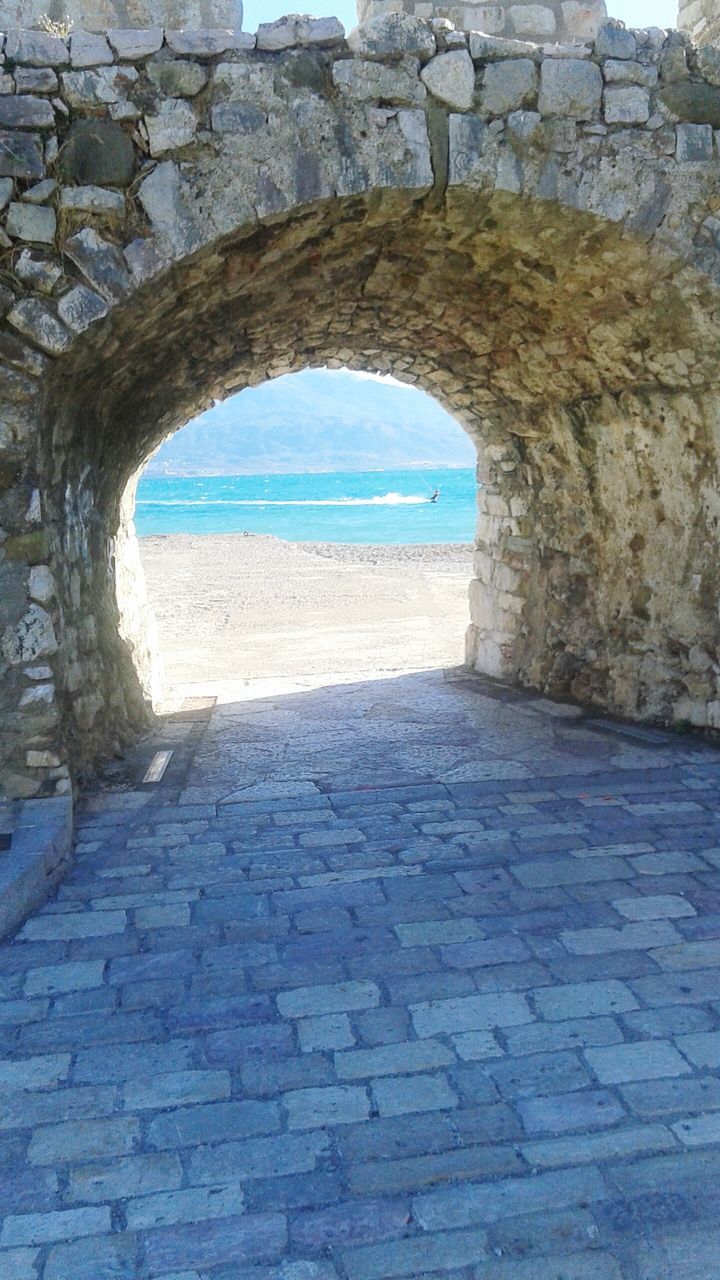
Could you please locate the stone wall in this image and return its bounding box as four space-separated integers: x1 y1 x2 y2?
356 0 608 45
678 0 720 47
0 0 242 34
1 12 720 798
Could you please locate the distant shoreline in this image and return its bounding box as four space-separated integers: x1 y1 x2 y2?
143 463 475 478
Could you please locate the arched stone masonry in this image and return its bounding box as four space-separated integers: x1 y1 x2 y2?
2 11 720 799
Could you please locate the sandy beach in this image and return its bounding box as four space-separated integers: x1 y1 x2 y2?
140 533 473 686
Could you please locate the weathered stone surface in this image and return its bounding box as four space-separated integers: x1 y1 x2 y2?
59 186 125 215
0 131 43 179
5 30 68 67
6 203 55 244
538 56 602 117
421 49 475 110
660 80 720 127
60 120 136 188
257 16 344 50
145 100 198 156
0 96 54 129
57 285 109 334
2 603 58 664
22 180 57 206
70 31 114 69
63 228 131 301
348 14 437 63
147 60 208 98
594 20 636 59
481 57 537 114
676 121 714 159
107 29 164 60
509 4 556 37
333 58 426 106
603 84 650 123
165 30 254 57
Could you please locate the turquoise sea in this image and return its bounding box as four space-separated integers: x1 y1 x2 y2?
135 468 477 544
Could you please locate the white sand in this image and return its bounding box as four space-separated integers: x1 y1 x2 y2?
140 533 473 686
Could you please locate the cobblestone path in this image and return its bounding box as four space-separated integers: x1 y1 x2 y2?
3 667 720 1279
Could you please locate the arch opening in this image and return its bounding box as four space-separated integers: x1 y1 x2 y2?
132 365 478 692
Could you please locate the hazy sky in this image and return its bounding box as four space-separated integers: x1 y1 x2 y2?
243 0 679 33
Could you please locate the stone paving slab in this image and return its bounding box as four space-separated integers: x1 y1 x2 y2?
1 668 720 1277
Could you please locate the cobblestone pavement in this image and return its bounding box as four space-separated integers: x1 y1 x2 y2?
3 666 720 1279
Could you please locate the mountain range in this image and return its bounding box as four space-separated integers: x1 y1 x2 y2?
146 369 476 476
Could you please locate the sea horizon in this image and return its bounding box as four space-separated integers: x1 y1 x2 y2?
135 466 477 545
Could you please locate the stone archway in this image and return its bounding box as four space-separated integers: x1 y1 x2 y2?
3 12 720 798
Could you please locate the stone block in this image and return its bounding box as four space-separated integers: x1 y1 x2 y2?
561 0 607 39
518 1088 626 1133
0 130 44 180
67 1152 182 1202
481 58 538 115
277 980 380 1018
508 4 557 37
523 1123 676 1169
413 1165 608 1229
560 920 682 954
6 203 55 245
612 894 696 920
675 1030 720 1068
348 13 437 62
584 1039 691 1083
123 1069 231 1111
61 120 136 187
372 1071 457 1116
147 60 209 97
538 57 602 119
43 1234 136 1280
604 84 650 123
285 1085 370 1129
672 1112 720 1147
343 1229 488 1279
1 1205 110 1247
676 122 714 161
533 979 637 1019
487 1050 591 1098
651 938 720 969
147 1099 280 1149
0 1249 39 1280
143 1213 286 1274
594 20 636 58
188 1131 330 1184
70 32 114 68
0 1052 70 1089
332 59 426 107
504 1016 623 1056
603 58 657 85
411 991 532 1036
24 959 104 996
0 96 54 130
125 1181 245 1230
5 30 68 68
421 49 476 110
337 1039 454 1080
298 1013 355 1051
29 1116 140 1165
165 30 255 57
146 100 198 157
107 30 165 59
